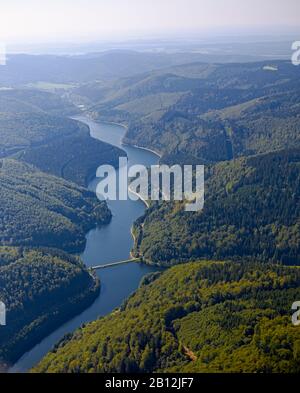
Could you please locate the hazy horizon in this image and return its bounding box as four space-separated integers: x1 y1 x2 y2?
1 0 300 46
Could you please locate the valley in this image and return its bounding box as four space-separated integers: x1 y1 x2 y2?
0 49 299 374
33 261 300 373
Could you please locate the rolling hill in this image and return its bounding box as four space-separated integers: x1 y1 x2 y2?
0 113 125 186
0 247 99 367
33 261 300 373
0 50 268 86
132 149 300 266
0 159 111 252
0 88 77 116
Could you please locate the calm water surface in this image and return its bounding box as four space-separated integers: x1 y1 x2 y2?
10 116 160 372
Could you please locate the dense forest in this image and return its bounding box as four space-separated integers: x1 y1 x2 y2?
0 88 77 116
0 84 127 368
132 149 300 266
0 159 111 252
74 60 300 164
0 113 81 157
0 111 125 186
1 52 300 374
203 90 300 157
0 247 99 366
0 51 264 86
0 77 127 369
33 261 300 373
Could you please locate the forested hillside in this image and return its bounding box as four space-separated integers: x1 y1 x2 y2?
0 159 111 252
0 113 125 186
0 92 121 367
0 70 127 369
76 61 300 163
0 88 77 116
33 262 300 373
132 149 300 266
0 247 99 367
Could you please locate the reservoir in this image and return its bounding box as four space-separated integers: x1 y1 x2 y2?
10 116 160 372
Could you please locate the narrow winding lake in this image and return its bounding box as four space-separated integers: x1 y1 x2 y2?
11 116 160 372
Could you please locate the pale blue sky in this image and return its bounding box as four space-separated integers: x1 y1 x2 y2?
1 0 300 43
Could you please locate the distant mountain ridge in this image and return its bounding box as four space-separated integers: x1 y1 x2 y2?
73 60 300 163
1 50 281 86
0 158 111 252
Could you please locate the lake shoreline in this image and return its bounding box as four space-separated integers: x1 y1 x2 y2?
122 141 162 159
